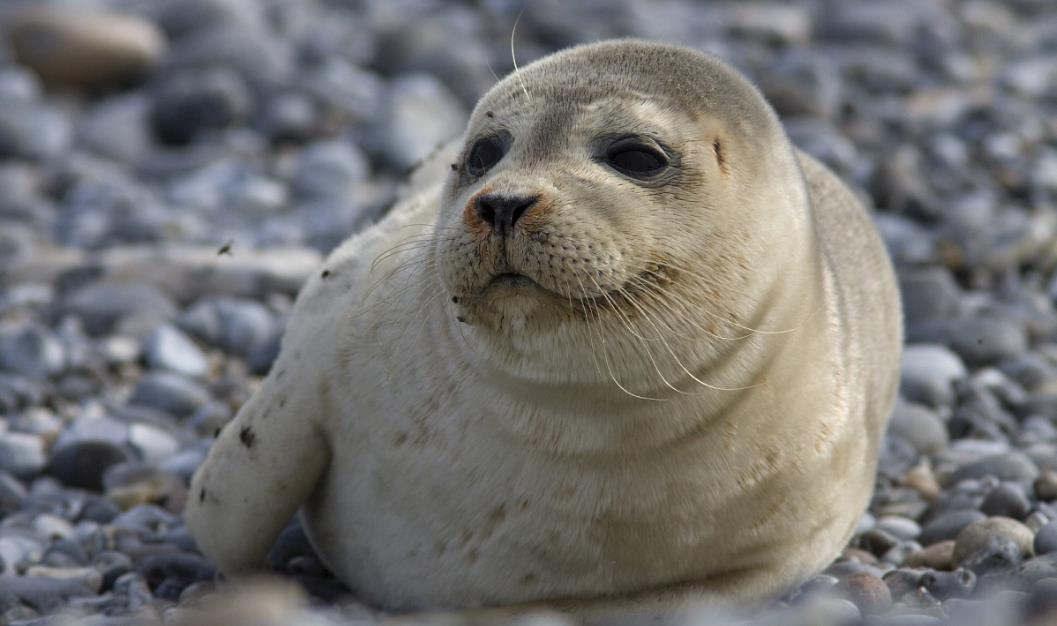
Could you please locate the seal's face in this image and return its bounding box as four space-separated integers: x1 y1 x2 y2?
436 94 718 335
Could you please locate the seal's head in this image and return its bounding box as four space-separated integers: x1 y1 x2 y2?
434 40 815 389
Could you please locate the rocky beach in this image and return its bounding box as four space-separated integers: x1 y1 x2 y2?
2 1 1057 625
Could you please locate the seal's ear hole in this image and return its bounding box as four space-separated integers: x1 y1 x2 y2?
713 139 729 175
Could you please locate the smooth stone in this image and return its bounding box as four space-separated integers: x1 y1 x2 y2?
900 344 967 408
899 266 963 327
76 93 156 167
258 92 323 144
948 452 1040 486
162 22 292 88
904 540 956 570
902 463 941 501
23 566 103 593
0 472 26 517
47 439 131 492
877 516 922 541
136 553 216 591
943 317 1029 367
0 574 94 613
0 102 71 162
56 282 177 337
919 568 976 601
290 139 369 201
127 423 181 464
54 415 128 450
0 432 45 480
150 68 252 145
1036 523 1057 556
955 517 1035 565
366 73 466 170
0 324 65 380
178 297 278 362
1035 470 1057 501
128 372 210 419
980 482 1032 520
920 510 988 546
93 551 133 592
7 8 166 88
836 571 891 615
886 402 948 455
145 324 209 378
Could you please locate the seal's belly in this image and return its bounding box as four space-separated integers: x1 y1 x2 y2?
299 406 852 611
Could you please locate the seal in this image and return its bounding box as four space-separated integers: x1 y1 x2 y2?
185 39 902 618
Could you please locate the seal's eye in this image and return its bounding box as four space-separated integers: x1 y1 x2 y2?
605 140 668 178
467 136 506 176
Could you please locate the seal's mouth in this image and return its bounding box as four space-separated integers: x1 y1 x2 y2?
489 272 537 288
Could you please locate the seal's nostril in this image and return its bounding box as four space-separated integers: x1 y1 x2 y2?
477 200 496 226
475 194 539 236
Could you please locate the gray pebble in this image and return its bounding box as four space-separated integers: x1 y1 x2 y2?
900 344 967 408
0 324 66 379
886 402 949 455
47 441 131 491
145 324 209 378
150 68 252 145
920 510 988 547
0 433 46 480
128 372 210 418
0 472 27 518
949 452 1040 485
56 283 176 337
980 482 1032 520
1034 522 1057 556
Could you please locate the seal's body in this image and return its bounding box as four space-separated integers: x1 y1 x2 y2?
186 40 901 616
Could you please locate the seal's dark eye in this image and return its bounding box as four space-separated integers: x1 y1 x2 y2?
605 142 668 178
467 136 506 176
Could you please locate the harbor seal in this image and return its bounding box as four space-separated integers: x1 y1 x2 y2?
185 39 902 618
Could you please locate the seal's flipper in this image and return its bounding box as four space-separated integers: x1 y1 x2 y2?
186 365 331 574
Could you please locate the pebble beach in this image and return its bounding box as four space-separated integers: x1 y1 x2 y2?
1 1 1057 625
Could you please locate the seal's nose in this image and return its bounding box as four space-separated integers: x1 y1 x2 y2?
475 193 538 237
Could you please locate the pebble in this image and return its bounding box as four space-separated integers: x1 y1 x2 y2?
365 73 466 170
980 482 1032 520
900 344 967 408
904 540 955 570
150 68 253 145
0 1 1052 624
144 324 209 379
56 282 177 337
954 517 1035 569
947 452 1040 486
7 8 166 88
0 472 27 518
47 440 131 492
836 571 891 615
0 433 46 479
0 102 72 162
0 574 94 613
1035 523 1057 556
920 511 988 547
886 402 948 455
23 566 103 593
128 372 210 419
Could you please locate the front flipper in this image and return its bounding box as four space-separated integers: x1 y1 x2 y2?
186 362 331 574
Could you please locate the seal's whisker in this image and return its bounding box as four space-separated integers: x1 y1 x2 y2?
625 273 755 341
655 260 801 335
620 284 762 393
575 274 664 402
587 275 689 396
510 8 531 101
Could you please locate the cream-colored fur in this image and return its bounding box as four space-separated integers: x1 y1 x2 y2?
186 39 902 620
